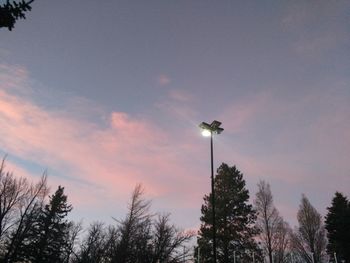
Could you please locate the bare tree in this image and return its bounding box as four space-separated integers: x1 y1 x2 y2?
274 220 291 263
3 173 48 262
114 184 153 263
0 158 28 242
62 221 83 263
72 185 194 263
255 180 289 263
113 184 194 263
0 158 49 262
73 222 110 263
290 195 327 263
151 214 194 263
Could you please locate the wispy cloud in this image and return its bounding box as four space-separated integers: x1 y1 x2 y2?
281 1 350 57
155 89 198 128
0 63 32 94
157 74 171 86
0 64 208 225
1 63 349 228
0 88 164 194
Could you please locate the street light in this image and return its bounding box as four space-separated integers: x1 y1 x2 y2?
199 120 224 263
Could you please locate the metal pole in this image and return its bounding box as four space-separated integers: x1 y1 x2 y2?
334 253 338 263
234 251 236 263
210 132 217 263
198 247 200 263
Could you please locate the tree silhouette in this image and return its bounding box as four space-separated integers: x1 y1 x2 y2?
21 186 72 263
0 158 193 262
290 195 327 263
72 184 193 263
22 186 73 263
325 192 350 263
2 174 48 262
254 180 291 263
0 0 35 31
197 163 261 263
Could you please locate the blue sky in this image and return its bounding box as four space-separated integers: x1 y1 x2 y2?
0 0 349 230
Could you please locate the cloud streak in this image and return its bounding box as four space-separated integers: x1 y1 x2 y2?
1 63 349 229
0 65 209 226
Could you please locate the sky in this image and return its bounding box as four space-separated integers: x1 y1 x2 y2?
0 0 349 231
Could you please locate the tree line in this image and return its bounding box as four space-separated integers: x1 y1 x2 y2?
196 163 350 263
0 157 349 263
0 159 193 262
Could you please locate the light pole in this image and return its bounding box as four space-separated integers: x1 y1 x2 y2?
199 120 224 263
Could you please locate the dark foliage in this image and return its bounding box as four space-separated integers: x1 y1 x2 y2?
0 0 34 30
0 160 193 263
72 185 193 263
23 186 73 262
1 172 48 263
325 192 350 263
197 163 262 263
72 222 116 263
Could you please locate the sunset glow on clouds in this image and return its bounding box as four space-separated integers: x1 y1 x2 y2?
0 63 211 224
1 62 349 228
1 0 349 229
0 74 185 195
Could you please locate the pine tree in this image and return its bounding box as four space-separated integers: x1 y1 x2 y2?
24 185 73 263
325 192 350 263
197 163 261 263
0 0 35 30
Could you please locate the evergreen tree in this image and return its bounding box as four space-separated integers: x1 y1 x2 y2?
0 0 35 30
325 192 350 263
24 185 73 263
197 163 261 263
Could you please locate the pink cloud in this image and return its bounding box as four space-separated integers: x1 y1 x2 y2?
168 89 192 102
218 91 271 133
157 74 171 86
1 156 112 225
154 89 198 127
1 63 349 229
0 64 31 93
2 158 38 182
0 90 146 192
0 76 206 221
